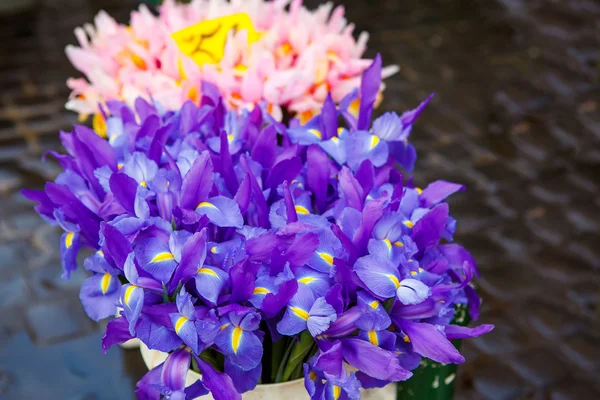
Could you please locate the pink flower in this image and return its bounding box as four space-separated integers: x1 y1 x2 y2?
65 0 398 121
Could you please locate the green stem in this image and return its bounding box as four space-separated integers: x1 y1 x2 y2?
270 338 286 382
198 349 219 371
275 338 296 383
191 355 201 374
281 331 314 382
290 362 304 380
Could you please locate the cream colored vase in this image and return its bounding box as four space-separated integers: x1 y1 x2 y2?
140 344 396 399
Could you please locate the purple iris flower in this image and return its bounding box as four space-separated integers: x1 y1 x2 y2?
120 253 162 335
354 255 431 305
277 285 337 337
303 342 361 400
54 209 81 279
79 251 122 321
135 229 191 283
122 152 158 192
305 227 343 274
294 266 331 297
169 288 200 353
215 309 263 371
355 291 391 332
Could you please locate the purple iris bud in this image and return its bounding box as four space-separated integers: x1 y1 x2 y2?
324 306 362 338
158 348 191 400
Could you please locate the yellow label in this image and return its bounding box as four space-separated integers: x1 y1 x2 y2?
172 13 260 67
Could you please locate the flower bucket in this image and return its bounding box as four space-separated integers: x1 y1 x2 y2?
140 344 397 399
396 360 459 400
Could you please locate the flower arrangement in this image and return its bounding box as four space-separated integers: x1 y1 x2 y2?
65 0 398 124
24 55 492 399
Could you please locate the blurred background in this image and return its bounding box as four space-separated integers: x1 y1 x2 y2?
0 0 599 399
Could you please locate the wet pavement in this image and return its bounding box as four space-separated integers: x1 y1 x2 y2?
0 0 599 399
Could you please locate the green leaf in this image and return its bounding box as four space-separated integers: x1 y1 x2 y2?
282 330 314 382
383 297 395 313
162 282 169 303
275 337 296 383
198 349 219 371
170 282 183 301
270 338 286 382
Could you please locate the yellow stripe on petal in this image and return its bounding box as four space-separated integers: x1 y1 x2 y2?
298 277 316 284
253 287 270 295
394 241 404 247
198 268 218 277
175 316 188 334
197 201 217 210
333 385 342 400
309 371 317 381
403 334 411 343
369 300 379 309
317 252 334 266
416 187 423 195
232 326 243 354
100 272 112 295
140 181 147 188
295 205 310 215
151 252 175 263
290 307 310 321
308 129 322 140
65 232 74 248
368 330 379 346
124 285 138 306
403 220 414 228
388 274 401 289
370 135 380 149
383 238 392 250
220 323 230 331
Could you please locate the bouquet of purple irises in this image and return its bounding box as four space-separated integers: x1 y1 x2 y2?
23 55 492 400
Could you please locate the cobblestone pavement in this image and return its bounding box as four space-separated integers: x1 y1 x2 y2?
0 0 598 399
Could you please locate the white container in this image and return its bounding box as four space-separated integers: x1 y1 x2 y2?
140 345 396 399
120 337 142 349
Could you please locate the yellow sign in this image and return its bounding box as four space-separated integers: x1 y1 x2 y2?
172 13 260 67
